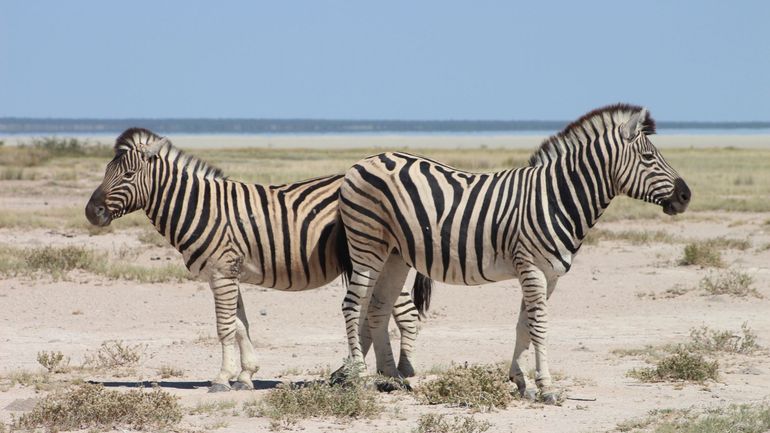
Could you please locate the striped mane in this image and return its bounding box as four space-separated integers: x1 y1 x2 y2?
528 104 656 167
114 127 225 180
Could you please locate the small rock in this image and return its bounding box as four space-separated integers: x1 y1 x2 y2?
259 309 267 316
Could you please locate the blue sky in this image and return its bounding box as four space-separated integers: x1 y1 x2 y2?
1 1 768 121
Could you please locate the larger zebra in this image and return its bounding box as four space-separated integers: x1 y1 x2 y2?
337 104 691 403
85 128 422 392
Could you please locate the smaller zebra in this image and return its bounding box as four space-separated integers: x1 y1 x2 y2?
85 129 423 391
337 104 691 403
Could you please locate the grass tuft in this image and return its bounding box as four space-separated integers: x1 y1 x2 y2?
679 241 723 267
83 340 146 369
243 379 381 428
13 383 181 431
37 351 71 374
417 364 513 411
414 414 492 433
687 322 759 354
615 403 770 433
628 348 718 383
698 270 760 298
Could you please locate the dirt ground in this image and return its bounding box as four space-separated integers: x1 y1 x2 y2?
1 177 769 432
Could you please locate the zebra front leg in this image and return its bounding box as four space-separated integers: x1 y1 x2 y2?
509 299 532 399
232 289 259 390
208 277 241 392
515 266 558 404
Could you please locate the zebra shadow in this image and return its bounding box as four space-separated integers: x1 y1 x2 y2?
87 379 313 391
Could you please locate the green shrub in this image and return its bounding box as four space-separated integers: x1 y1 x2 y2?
243 379 381 428
699 270 760 298
13 384 181 431
417 364 513 411
37 351 71 373
414 414 491 433
679 242 723 267
628 348 718 383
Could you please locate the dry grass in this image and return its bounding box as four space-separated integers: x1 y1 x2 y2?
614 404 770 433
415 414 492 433
12 383 181 431
628 348 719 383
243 380 381 428
188 399 237 416
37 351 71 374
0 244 191 283
158 365 184 379
698 270 761 298
417 364 513 411
83 340 146 369
679 241 724 267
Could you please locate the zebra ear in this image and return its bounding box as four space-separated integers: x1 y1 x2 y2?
621 108 648 141
141 137 169 158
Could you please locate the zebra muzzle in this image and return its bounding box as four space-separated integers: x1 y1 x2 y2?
85 190 112 227
661 178 691 215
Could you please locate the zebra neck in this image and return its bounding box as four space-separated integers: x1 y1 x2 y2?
546 145 616 243
143 158 213 249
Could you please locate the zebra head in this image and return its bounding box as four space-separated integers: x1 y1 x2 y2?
615 108 691 215
85 128 168 226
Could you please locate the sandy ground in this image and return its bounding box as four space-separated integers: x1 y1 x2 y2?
2 133 770 149
0 209 768 432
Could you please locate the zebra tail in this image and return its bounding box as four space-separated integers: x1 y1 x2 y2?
412 273 433 318
336 221 352 288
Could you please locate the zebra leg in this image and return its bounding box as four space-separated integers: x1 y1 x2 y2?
393 290 419 378
232 289 259 390
332 265 382 384
509 299 532 398
367 256 411 379
515 266 559 404
208 277 241 392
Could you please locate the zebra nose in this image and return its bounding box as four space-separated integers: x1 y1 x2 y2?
674 178 691 204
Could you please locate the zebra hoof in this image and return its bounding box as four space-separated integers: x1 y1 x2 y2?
208 383 231 393
397 360 415 378
329 366 349 386
522 389 538 401
231 381 253 391
374 377 412 393
540 391 560 405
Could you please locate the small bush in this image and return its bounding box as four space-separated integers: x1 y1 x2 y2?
417 364 513 411
698 270 760 298
617 404 770 433
37 351 70 374
679 242 723 267
24 245 98 277
13 384 181 431
158 365 184 379
628 348 718 383
687 323 759 354
84 340 145 369
189 399 237 415
243 379 381 427
414 414 492 433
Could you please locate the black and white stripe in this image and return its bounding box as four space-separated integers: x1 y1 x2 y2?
85 128 422 391
337 104 691 401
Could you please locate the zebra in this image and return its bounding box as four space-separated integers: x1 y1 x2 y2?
337 104 691 403
84 128 423 392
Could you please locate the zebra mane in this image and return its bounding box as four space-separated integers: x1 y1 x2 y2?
528 104 656 167
114 128 225 180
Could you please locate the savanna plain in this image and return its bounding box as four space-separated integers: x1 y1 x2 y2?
1 136 770 433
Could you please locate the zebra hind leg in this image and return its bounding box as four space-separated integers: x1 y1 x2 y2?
331 264 382 385
393 289 419 378
367 255 411 380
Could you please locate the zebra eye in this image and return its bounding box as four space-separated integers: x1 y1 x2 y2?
641 153 655 162
122 171 135 179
